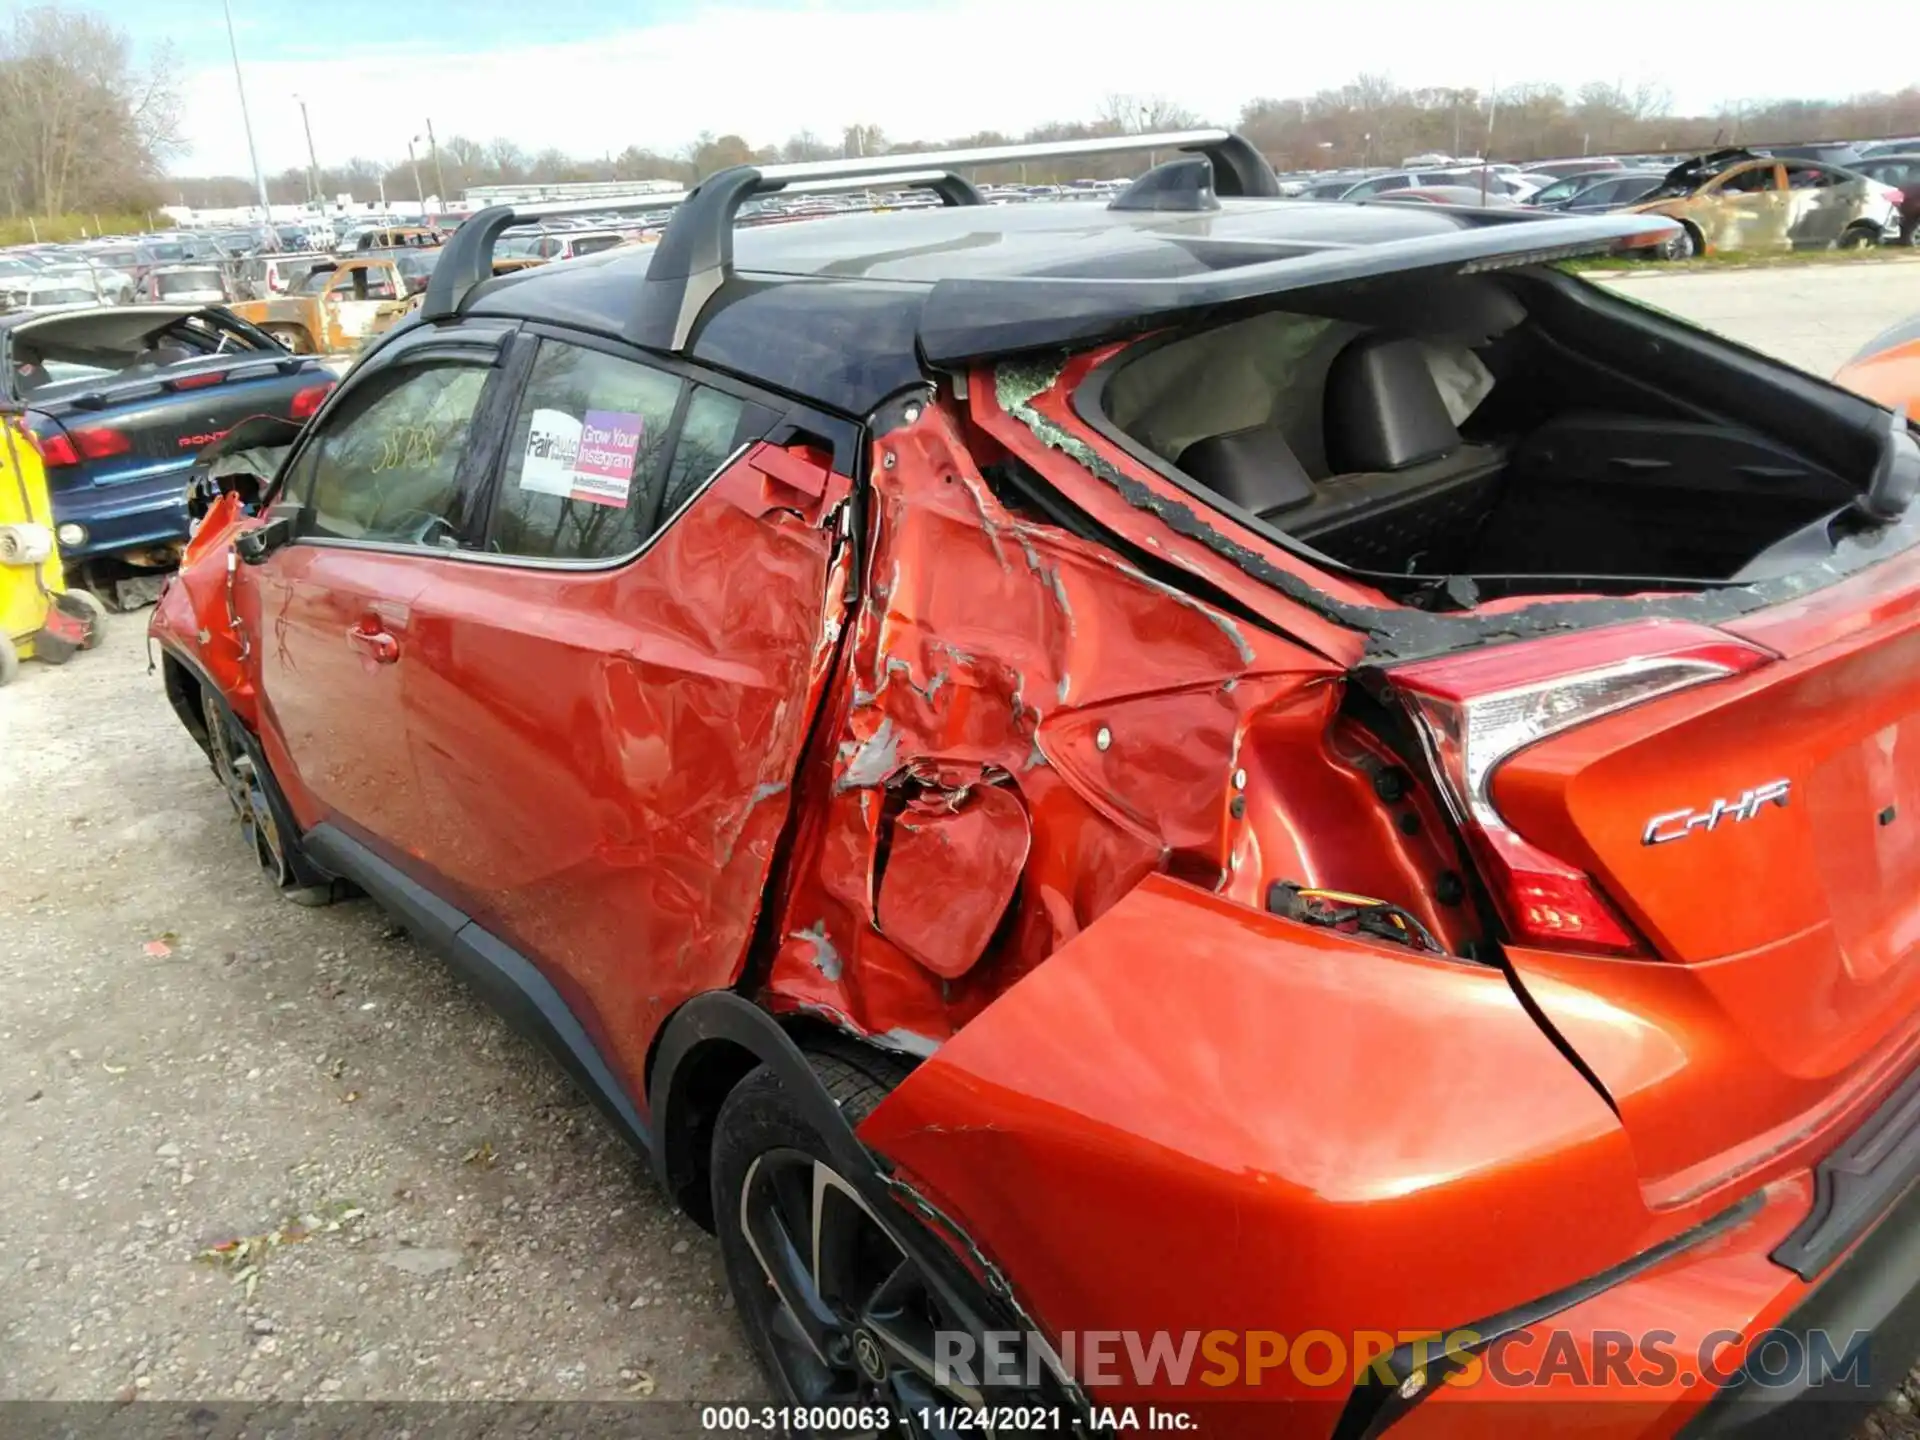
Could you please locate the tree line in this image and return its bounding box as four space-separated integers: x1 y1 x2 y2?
5 3 1917 222
172 80 1920 212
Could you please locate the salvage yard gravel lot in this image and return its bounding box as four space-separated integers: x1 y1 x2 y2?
2 260 1918 1426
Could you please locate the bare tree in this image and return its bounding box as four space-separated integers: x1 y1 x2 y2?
1097 93 1199 134
840 123 886 158
780 128 836 163
0 4 180 217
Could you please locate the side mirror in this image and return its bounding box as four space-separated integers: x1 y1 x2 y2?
235 513 294 565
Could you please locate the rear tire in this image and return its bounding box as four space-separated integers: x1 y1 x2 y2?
1838 223 1881 250
710 1050 1047 1432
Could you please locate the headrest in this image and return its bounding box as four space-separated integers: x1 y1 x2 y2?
1176 426 1316 517
1324 335 1461 472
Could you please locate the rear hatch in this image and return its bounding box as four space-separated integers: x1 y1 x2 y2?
1385 565 1920 1206
27 356 333 491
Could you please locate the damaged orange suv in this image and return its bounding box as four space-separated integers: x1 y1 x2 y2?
152 130 1920 1438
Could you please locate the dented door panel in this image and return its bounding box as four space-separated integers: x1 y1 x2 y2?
760 392 1475 1053
397 444 849 1099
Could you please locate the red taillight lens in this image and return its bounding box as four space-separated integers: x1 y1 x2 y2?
171 371 224 390
290 381 335 421
73 427 132 460
1389 621 1771 956
28 426 79 467
1883 187 1906 207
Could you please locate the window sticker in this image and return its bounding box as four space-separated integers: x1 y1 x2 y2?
519 408 644 508
521 408 582 496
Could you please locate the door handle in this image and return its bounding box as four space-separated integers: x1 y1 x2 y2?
346 623 399 664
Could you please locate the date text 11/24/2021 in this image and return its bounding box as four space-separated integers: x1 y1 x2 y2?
697 1405 1199 1432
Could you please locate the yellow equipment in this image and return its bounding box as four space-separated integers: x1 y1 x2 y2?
1 410 104 685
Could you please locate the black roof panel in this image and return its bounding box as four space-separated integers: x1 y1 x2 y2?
464 198 1671 416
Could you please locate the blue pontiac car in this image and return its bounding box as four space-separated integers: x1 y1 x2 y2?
2 303 333 607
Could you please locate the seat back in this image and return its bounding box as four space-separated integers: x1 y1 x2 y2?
1175 426 1316 519
1323 334 1463 473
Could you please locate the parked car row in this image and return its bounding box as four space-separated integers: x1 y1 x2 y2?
1285 145 1913 256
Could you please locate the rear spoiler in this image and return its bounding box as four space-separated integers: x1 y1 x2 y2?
39 354 323 414
916 213 1680 365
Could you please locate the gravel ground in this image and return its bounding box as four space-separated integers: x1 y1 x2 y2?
2 261 1918 1430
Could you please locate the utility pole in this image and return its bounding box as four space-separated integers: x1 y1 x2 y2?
407 137 426 218
221 0 276 246
426 119 448 206
296 96 321 207
1481 81 1500 206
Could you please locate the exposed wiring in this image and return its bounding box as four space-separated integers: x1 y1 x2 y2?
1269 881 1447 955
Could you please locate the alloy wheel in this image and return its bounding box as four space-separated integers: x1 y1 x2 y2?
737 1147 1005 1438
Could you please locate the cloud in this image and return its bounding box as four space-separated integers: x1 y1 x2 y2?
175 0 1914 177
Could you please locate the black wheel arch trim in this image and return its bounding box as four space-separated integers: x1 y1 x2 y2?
648 990 890 1218
158 644 332 892
651 990 1085 1413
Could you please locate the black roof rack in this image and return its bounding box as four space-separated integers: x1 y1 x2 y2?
421 128 1279 347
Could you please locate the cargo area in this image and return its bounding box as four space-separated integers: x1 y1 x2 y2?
1090 266 1904 595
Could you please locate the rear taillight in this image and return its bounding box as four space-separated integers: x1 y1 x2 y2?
1389 622 1770 955
1883 187 1906 207
268 273 285 292
170 371 224 390
290 381 335 421
26 425 79 467
73 426 132 460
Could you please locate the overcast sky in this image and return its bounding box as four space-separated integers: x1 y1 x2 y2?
140 0 1914 179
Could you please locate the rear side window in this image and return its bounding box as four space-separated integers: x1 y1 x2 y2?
487 339 768 562
660 386 749 518
1719 165 1779 194
490 342 682 561
287 360 491 545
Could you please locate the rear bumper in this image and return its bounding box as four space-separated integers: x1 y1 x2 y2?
48 462 192 563
1680 1177 1920 1437
1356 1055 1920 1437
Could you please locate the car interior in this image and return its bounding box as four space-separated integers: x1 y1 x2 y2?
1090 270 1887 588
